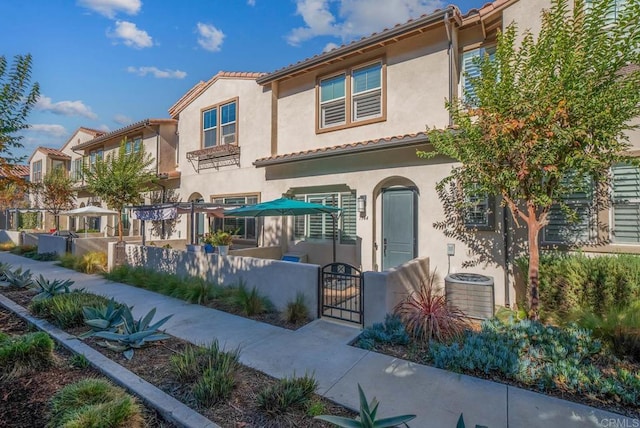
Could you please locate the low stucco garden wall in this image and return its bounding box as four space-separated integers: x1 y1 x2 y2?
0 230 21 245
363 256 430 326
122 244 319 317
38 235 67 255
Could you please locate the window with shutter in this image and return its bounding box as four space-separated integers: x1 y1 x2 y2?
463 185 493 229
352 63 382 122
543 175 595 244
292 191 356 244
317 60 385 131
212 195 258 240
612 163 640 244
461 47 495 106
320 75 346 128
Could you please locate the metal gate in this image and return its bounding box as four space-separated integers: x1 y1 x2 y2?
320 262 363 326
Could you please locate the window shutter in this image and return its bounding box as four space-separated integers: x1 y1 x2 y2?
353 90 381 121
543 175 594 243
321 100 346 127
340 192 356 244
613 163 640 243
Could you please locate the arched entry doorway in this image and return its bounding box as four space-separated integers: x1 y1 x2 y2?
374 177 419 271
187 192 205 244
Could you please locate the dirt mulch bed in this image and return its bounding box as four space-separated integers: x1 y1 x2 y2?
0 286 37 308
0 307 173 428
202 299 307 331
74 330 356 428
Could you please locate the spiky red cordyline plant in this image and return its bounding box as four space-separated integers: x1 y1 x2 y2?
394 272 469 344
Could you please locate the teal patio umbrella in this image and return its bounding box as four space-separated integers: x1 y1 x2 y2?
225 197 342 261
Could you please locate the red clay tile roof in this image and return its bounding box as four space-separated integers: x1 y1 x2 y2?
168 71 267 118
256 0 517 85
0 164 30 178
37 147 71 159
74 118 178 150
254 132 430 167
78 127 106 137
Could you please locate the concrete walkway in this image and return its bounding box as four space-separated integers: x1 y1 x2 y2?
2 253 636 428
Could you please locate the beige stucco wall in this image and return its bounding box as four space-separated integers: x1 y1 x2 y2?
176 77 272 242
276 26 451 156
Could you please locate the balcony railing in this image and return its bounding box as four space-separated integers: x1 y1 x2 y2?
186 144 240 172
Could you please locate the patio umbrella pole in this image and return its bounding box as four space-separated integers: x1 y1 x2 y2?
332 213 337 263
141 220 146 246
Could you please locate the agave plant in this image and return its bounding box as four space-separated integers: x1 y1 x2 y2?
315 384 415 428
394 271 469 344
80 299 126 338
0 262 12 281
4 267 33 288
92 306 172 360
32 275 74 300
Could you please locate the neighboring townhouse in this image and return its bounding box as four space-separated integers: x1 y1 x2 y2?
169 72 271 244
27 127 104 230
165 0 639 309
71 119 179 238
0 164 30 229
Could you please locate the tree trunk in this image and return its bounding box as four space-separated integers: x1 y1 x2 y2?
54 214 59 231
526 207 542 321
118 208 124 242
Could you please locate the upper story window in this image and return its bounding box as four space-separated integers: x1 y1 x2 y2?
32 160 42 183
461 47 495 106
89 148 103 171
318 60 385 132
125 137 142 154
585 0 628 23
71 158 83 182
202 99 237 148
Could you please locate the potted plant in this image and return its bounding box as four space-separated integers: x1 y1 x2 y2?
211 230 233 256
202 233 215 254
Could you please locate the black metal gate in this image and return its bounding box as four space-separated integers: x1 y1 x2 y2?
320 263 363 326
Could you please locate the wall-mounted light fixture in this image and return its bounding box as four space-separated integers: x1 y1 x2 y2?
357 195 367 218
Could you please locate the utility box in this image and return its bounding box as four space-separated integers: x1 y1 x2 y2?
445 273 494 319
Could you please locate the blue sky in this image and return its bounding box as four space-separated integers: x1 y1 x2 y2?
1 0 489 161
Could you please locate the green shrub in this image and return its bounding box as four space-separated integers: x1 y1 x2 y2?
517 252 640 320
170 341 240 406
48 378 143 428
69 353 91 369
30 292 112 329
32 275 75 300
282 293 309 324
58 253 78 270
4 267 33 288
28 251 58 261
233 283 272 316
568 301 640 361
0 241 16 251
430 318 640 406
257 373 318 416
10 244 37 255
0 261 12 280
0 331 54 377
356 314 410 350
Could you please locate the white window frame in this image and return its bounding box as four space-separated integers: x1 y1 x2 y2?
32 160 42 183
202 99 238 148
203 107 218 148
351 62 382 122
125 137 142 155
319 74 347 129
220 102 237 145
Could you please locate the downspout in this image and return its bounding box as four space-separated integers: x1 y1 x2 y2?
444 11 454 127
503 204 511 308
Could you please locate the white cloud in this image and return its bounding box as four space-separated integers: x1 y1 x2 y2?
35 95 98 120
287 0 444 45
126 66 187 79
113 114 133 125
323 42 340 52
108 20 153 48
26 124 68 137
247 0 256 5
77 0 141 18
98 124 111 132
196 23 225 52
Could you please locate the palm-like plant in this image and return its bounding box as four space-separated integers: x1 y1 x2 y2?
4 267 33 288
80 299 126 338
315 384 415 427
92 306 172 360
394 272 469 343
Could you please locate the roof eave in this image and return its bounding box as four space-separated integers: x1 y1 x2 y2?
73 119 177 151
253 134 430 167
256 6 456 85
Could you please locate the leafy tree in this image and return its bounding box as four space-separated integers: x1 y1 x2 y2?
420 0 640 319
83 139 155 241
0 54 40 165
39 167 75 230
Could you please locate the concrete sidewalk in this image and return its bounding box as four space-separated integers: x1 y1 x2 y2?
2 253 635 428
